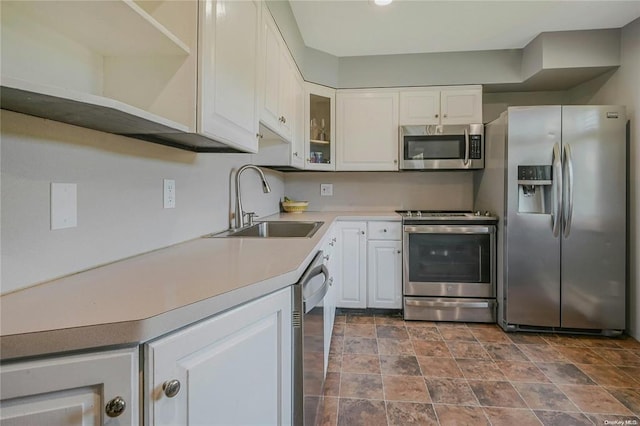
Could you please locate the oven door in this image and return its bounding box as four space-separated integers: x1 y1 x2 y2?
403 225 495 298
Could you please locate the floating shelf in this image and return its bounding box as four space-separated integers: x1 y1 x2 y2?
1 79 244 153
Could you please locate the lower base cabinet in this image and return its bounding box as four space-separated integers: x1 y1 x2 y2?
335 220 402 309
145 287 292 426
0 347 139 425
367 239 402 309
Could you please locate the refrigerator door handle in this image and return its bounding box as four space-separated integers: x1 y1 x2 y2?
552 143 563 237
563 143 574 238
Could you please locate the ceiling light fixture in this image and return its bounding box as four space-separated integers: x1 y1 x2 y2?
373 0 393 6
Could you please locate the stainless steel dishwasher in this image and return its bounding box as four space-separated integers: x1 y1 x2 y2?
292 251 329 426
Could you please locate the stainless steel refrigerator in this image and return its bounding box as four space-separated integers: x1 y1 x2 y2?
476 105 627 334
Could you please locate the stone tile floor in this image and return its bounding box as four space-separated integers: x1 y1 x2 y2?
318 312 640 426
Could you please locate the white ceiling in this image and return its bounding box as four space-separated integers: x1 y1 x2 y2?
289 0 640 57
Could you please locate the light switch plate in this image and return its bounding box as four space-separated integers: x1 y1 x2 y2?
51 183 77 230
320 183 333 196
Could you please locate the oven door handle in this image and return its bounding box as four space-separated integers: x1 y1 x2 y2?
403 225 494 234
405 299 492 309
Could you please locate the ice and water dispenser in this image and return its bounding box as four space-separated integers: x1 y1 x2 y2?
517 165 552 214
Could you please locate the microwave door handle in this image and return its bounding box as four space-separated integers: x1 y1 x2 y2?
463 128 470 166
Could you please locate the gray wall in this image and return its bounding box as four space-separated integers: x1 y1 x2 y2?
0 111 285 294
266 1 620 91
284 172 473 212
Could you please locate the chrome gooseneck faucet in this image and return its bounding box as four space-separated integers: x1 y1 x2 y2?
234 164 271 229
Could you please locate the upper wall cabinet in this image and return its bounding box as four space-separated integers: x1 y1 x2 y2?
251 71 306 170
399 85 483 125
0 0 266 153
198 0 261 153
305 83 336 171
0 1 198 140
259 8 296 143
336 89 399 171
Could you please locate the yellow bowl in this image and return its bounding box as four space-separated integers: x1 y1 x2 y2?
282 201 309 213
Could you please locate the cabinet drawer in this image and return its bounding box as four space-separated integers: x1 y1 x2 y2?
367 221 401 240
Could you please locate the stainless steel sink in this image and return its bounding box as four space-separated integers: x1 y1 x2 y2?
208 221 324 238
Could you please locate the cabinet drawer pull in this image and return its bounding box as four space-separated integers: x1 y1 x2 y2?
163 379 181 398
105 396 126 418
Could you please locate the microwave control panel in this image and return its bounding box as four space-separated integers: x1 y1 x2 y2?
470 135 482 159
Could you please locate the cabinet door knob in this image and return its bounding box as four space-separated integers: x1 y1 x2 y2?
393 159 398 164
360 231 365 235
383 229 387 232
397 250 401 254
163 379 181 398
443 114 447 118
282 116 287 124
105 396 126 418
435 114 439 118
293 152 298 157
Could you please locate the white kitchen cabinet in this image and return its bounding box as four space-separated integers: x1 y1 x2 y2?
1 1 197 137
259 8 295 142
145 287 292 426
367 221 403 309
198 0 261 153
334 221 367 308
367 240 403 309
305 83 336 171
0 347 139 425
252 70 305 169
399 85 483 125
336 90 399 171
334 220 402 309
321 227 338 373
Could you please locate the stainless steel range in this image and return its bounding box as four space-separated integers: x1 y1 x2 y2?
397 210 498 323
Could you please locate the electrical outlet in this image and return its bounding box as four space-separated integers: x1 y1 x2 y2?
164 179 176 208
320 183 333 196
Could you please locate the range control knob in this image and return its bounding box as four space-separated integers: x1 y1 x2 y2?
484 211 492 217
474 211 482 216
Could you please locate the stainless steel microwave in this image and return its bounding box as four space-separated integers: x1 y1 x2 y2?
400 124 484 170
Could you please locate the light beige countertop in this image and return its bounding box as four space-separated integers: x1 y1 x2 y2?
0 211 400 361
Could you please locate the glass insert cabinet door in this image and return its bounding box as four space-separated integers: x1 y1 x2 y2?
408 232 492 284
305 82 335 171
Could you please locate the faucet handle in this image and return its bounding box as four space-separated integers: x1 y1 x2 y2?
243 212 258 226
